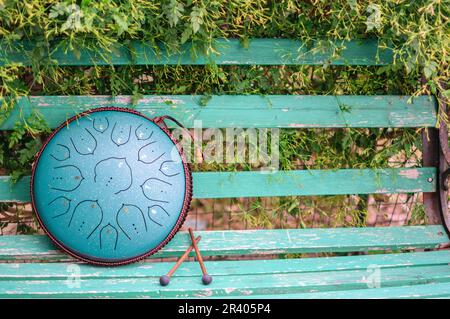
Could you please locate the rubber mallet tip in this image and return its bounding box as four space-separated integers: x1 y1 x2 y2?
202 274 213 285
159 275 171 286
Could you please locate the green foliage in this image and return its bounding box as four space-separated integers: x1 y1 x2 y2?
2 113 50 182
164 0 185 28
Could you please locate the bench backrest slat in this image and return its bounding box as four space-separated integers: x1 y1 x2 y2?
0 168 436 202
1 95 437 130
0 39 392 66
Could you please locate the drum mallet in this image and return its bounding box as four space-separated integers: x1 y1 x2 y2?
188 227 212 285
159 235 201 286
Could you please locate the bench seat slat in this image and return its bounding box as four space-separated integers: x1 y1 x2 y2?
0 168 437 202
1 262 450 298
222 282 450 299
1 95 436 130
0 39 392 67
1 250 449 280
0 226 447 261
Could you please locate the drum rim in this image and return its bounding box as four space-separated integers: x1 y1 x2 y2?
30 107 193 266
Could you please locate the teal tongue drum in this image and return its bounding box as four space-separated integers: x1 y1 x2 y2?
31 108 192 265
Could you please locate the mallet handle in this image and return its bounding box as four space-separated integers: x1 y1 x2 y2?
167 235 201 278
188 228 207 275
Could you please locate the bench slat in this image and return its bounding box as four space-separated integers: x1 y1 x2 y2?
0 39 392 66
225 282 450 299
1 95 436 130
0 168 436 202
0 226 447 261
1 263 450 298
297 282 450 299
108 264 450 298
1 250 449 280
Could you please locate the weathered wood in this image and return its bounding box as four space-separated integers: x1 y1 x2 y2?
160 264 450 298
1 263 450 298
0 95 436 130
0 168 437 202
193 168 436 198
0 226 447 261
222 282 450 299
0 39 393 66
1 250 449 280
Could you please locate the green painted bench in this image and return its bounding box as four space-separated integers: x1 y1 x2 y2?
1 39 450 298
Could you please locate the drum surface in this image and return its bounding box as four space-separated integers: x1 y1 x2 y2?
31 108 191 265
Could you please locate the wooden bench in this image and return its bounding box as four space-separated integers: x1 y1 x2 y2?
1 38 450 298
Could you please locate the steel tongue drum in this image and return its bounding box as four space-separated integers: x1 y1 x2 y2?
31 107 192 265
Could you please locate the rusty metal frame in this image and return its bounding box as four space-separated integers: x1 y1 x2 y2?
422 127 440 224
422 82 450 236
